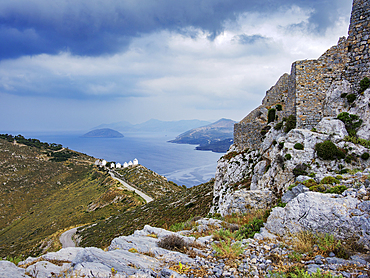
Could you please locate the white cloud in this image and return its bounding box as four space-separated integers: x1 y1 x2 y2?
0 5 350 131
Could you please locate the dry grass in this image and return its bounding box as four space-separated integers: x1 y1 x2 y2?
290 230 317 254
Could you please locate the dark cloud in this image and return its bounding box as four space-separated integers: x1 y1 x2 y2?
0 0 352 59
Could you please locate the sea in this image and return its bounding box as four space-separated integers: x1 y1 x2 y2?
14 131 222 187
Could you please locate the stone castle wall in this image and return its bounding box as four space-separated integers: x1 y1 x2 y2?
345 0 370 87
234 0 369 150
294 38 348 129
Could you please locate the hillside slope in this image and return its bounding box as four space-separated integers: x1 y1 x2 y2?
114 164 181 199
0 137 144 257
77 180 214 249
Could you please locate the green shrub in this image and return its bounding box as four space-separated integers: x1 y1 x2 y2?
315 141 345 160
272 140 277 145
308 172 316 178
337 112 363 136
274 121 284 131
309 184 326 192
261 125 271 136
278 142 285 149
340 93 348 98
293 164 308 177
326 185 347 194
320 176 339 185
268 108 276 123
285 153 292 160
344 135 370 148
359 77 370 93
284 115 297 133
212 238 244 259
294 143 304 150
236 218 264 239
346 93 356 103
361 152 370 160
276 104 283 111
303 179 317 188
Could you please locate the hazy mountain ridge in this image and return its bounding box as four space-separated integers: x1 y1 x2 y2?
94 119 211 133
169 118 235 153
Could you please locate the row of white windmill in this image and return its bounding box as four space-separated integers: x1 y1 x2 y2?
95 158 139 169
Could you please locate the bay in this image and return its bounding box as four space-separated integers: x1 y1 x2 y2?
18 131 222 187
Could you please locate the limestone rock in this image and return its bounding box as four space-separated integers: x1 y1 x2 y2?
281 183 310 204
322 80 350 118
265 192 370 245
0 261 27 278
221 190 276 215
315 117 348 140
350 88 370 140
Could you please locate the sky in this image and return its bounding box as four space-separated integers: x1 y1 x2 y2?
0 0 354 132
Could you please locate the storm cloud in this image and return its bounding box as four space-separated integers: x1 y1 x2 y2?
0 0 352 59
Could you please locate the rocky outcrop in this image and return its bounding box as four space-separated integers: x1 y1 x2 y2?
212 112 370 216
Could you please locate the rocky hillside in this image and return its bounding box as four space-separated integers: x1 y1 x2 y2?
169 118 235 153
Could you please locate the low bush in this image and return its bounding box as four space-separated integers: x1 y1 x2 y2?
276 104 283 111
274 121 284 131
326 185 347 194
303 179 317 188
308 172 316 178
268 108 276 123
212 238 244 259
340 93 348 98
294 143 304 150
346 93 356 103
361 152 370 160
344 135 370 148
284 115 297 133
213 229 236 241
261 125 272 136
278 142 285 149
293 164 308 177
309 184 326 192
285 154 292 160
359 77 370 93
236 218 264 239
337 112 363 137
315 141 345 160
320 176 339 185
157 234 188 253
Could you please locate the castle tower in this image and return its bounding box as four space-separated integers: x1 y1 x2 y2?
345 0 370 86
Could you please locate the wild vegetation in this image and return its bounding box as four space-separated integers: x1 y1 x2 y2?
0 137 145 258
115 165 181 199
77 180 214 249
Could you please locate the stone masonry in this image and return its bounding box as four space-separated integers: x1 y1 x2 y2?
234 0 370 151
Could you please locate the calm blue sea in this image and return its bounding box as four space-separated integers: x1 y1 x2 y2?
14 131 222 187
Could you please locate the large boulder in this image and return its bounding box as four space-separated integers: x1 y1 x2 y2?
220 190 276 215
264 192 370 248
0 261 27 278
315 117 348 140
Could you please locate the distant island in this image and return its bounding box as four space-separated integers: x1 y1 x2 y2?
82 128 124 138
169 118 235 153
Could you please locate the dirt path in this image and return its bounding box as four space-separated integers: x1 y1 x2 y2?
109 171 153 203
